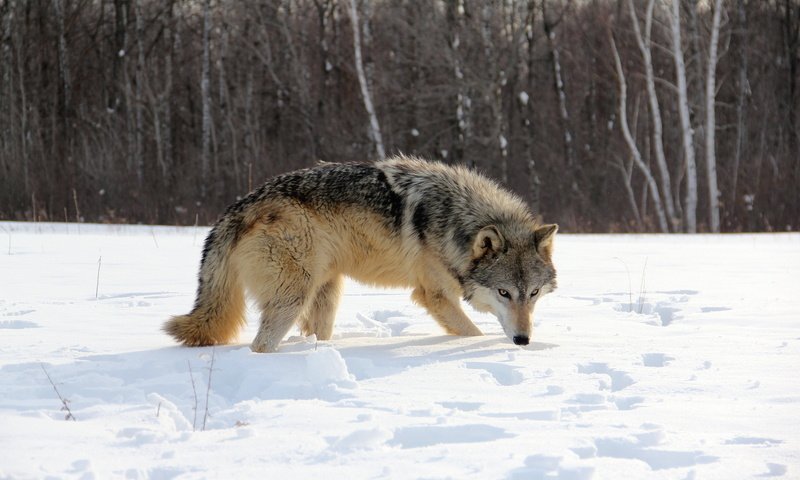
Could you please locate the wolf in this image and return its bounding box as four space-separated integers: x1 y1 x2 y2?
164 155 558 352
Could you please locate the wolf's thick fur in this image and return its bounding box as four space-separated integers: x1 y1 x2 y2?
165 156 558 352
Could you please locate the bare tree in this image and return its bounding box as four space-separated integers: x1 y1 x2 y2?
480 3 508 183
670 0 698 233
348 0 385 160
730 0 749 208
200 0 212 197
610 31 669 233
53 0 71 119
705 0 724 232
521 0 540 213
133 0 145 187
446 0 473 167
627 0 678 231
542 0 576 169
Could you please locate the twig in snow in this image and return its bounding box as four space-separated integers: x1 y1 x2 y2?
95 256 102 300
41 364 76 421
151 229 159 248
188 359 198 431
202 346 216 431
637 257 649 314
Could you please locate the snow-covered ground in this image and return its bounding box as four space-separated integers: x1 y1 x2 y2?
0 222 797 479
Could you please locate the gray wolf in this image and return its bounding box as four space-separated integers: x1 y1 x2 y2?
164 155 558 352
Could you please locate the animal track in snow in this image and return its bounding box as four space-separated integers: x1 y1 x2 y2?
507 454 594 480
593 434 718 470
762 463 788 477
610 290 699 326
642 353 674 368
388 424 513 449
465 362 525 386
724 436 783 446
577 362 636 392
0 320 38 329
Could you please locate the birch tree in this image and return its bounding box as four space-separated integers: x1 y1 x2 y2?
670 0 698 233
542 0 576 169
446 0 472 167
480 3 508 183
348 0 385 160
705 0 724 232
610 32 669 233
521 0 540 212
627 0 677 231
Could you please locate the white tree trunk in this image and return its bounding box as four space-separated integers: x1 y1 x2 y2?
447 0 472 166
705 0 723 232
627 0 677 231
611 34 669 233
546 29 575 168
542 0 575 169
670 0 698 233
348 0 385 160
481 3 508 183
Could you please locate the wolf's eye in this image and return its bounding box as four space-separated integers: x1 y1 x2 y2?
498 289 511 299
530 288 540 297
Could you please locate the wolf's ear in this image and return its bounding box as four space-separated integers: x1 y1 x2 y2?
533 224 558 258
472 226 505 259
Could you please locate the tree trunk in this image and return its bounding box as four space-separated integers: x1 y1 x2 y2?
523 0 539 212
627 0 677 231
543 0 576 170
705 0 723 232
348 0 385 160
162 0 176 185
481 3 508 182
446 0 472 167
133 0 145 187
610 32 669 233
200 0 212 198
730 0 749 209
671 0 698 233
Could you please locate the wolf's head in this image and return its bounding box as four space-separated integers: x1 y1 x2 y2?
462 224 558 346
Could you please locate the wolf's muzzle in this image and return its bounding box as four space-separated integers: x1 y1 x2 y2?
512 335 529 346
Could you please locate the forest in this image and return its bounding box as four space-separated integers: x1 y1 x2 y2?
0 0 798 232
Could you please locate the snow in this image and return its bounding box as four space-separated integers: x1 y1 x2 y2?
1 222 798 479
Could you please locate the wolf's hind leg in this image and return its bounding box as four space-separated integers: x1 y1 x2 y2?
412 286 483 336
251 300 305 353
299 275 344 340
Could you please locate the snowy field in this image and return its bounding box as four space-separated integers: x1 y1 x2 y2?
0 222 798 479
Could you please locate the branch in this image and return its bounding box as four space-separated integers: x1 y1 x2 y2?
41 364 76 421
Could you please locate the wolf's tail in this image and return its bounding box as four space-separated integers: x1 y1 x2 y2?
164 212 248 346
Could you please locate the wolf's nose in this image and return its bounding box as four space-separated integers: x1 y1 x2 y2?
513 335 529 346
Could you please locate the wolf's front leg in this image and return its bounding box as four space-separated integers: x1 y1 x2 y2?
411 286 483 336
